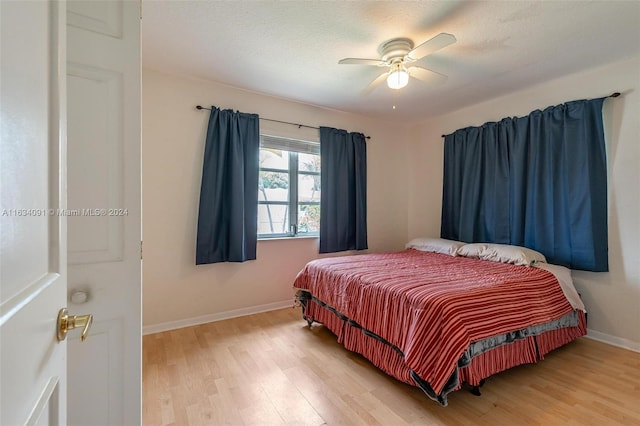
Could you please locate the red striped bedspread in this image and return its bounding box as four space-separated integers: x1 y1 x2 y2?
293 249 575 398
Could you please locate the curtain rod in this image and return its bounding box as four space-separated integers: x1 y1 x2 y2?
440 92 621 138
196 105 371 140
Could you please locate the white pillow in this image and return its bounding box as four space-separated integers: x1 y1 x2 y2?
456 243 487 258
478 243 547 267
405 237 465 256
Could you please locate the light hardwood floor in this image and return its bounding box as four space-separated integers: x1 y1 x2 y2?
143 307 640 426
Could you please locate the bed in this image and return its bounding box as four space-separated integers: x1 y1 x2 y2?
293 240 587 406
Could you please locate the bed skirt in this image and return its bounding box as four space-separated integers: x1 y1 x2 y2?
297 291 587 405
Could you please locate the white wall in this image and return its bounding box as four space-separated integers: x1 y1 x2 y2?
143 57 639 348
142 69 410 331
408 55 640 350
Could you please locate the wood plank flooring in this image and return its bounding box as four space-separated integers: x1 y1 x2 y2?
143 307 640 426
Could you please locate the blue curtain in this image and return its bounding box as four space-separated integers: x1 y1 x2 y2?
196 107 259 264
319 127 368 253
441 98 608 271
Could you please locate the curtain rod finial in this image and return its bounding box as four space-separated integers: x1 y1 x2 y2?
610 92 621 98
196 105 204 110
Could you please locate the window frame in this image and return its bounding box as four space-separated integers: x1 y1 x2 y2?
258 135 320 239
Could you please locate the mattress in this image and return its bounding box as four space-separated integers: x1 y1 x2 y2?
293 249 586 405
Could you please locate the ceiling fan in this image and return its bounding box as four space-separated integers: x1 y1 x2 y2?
338 33 456 94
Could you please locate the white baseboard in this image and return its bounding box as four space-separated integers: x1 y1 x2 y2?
143 300 295 335
585 328 640 353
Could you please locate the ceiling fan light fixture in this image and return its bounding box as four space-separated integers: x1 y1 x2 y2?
339 33 455 94
387 68 409 89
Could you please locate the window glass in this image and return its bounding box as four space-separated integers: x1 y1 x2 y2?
258 136 320 238
259 171 289 202
298 204 320 234
298 173 320 203
299 153 320 172
257 204 289 235
260 148 289 170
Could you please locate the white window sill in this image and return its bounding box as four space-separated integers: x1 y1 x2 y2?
258 235 319 242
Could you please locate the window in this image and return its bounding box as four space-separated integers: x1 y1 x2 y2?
258 135 320 238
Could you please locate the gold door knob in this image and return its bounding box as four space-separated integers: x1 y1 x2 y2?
57 308 93 342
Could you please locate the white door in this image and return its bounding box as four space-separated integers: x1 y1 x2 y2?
66 0 141 425
1 1 69 425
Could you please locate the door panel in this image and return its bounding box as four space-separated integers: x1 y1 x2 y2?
66 1 141 425
0 1 67 425
67 63 124 264
67 319 124 425
67 0 123 39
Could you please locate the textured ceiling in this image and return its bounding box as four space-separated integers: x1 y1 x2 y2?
142 1 640 122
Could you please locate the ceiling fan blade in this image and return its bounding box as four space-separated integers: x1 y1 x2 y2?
407 66 448 84
405 33 456 61
361 72 388 95
339 58 386 66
